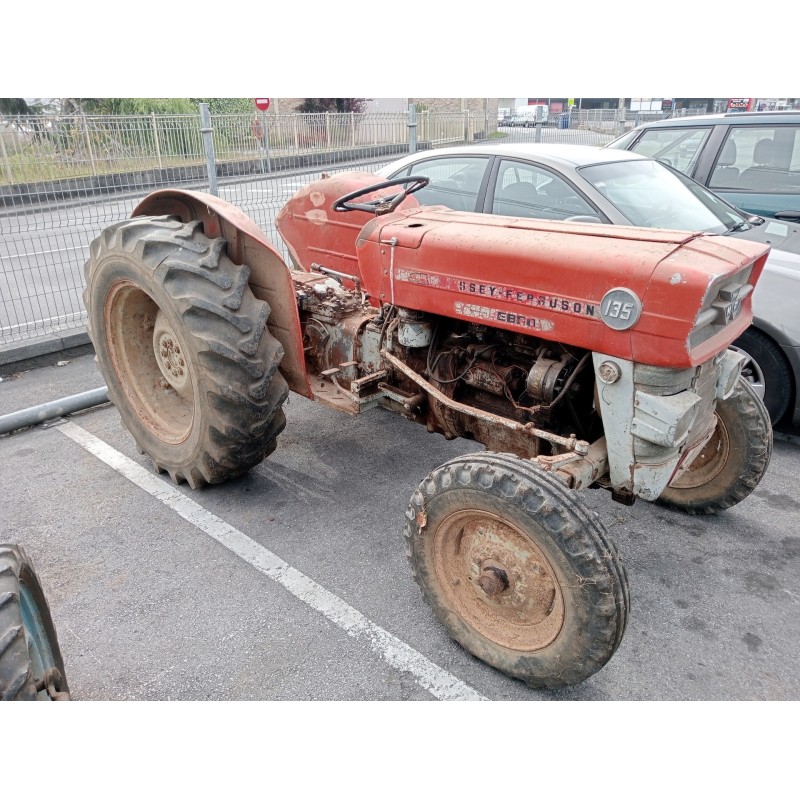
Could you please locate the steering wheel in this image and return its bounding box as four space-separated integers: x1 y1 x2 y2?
333 175 430 215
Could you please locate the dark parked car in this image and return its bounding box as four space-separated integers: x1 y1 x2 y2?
605 111 800 220
377 143 800 425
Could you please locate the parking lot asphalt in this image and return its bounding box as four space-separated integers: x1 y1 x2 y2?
1 346 799 701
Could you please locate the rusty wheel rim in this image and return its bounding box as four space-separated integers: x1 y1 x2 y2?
104 281 194 445
432 509 565 652
671 414 729 490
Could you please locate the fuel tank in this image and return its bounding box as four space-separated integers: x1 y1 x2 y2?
277 171 770 368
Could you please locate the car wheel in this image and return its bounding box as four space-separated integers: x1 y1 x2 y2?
730 328 793 424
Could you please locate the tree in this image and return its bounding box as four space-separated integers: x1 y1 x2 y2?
0 98 31 115
0 98 55 115
192 98 254 114
58 99 257 115
75 98 197 115
295 99 368 114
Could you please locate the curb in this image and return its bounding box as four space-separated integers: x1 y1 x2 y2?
0 329 91 367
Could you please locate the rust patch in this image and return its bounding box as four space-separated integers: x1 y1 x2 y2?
432 510 564 651
305 209 328 226
454 301 555 333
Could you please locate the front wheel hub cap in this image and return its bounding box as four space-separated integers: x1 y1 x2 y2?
433 510 565 651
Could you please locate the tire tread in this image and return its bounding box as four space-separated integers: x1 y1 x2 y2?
404 453 630 689
84 215 288 487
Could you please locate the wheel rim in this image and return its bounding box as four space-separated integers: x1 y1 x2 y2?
104 280 194 444
670 414 730 489
432 509 565 652
730 346 766 400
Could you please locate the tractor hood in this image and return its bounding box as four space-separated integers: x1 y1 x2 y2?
278 171 771 368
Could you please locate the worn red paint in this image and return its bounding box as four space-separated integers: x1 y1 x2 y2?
277 172 769 369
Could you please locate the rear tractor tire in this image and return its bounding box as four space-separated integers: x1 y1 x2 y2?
657 376 772 515
84 216 289 487
405 452 630 689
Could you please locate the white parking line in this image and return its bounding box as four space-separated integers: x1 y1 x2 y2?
57 421 487 701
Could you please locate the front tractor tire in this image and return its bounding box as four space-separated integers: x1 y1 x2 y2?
405 453 630 689
84 216 289 488
657 377 772 515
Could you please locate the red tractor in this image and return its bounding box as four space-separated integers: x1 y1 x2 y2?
83 172 772 688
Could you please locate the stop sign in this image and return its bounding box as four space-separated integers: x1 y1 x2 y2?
254 98 271 111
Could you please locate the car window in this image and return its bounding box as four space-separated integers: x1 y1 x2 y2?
710 125 800 194
627 127 712 175
606 130 641 151
491 159 596 220
389 156 489 211
580 159 746 233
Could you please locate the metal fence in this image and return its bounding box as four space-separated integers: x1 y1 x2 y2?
0 103 710 355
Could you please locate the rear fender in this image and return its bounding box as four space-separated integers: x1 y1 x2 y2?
132 189 311 398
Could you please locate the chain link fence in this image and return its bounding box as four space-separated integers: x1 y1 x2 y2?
0 103 712 356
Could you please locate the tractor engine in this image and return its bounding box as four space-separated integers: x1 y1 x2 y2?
294 268 598 460
386 310 596 458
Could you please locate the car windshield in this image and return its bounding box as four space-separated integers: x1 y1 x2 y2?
579 159 749 233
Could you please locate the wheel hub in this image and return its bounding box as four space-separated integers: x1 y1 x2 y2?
433 511 564 651
104 281 194 444
153 312 190 396
153 326 188 393
671 415 729 490
476 563 510 596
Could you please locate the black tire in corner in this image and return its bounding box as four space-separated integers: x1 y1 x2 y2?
657 376 772 515
731 327 793 425
404 452 629 689
0 544 69 701
83 216 289 487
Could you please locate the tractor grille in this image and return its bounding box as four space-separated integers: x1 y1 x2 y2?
689 264 755 350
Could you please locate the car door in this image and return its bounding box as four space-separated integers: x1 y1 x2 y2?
706 124 800 217
482 157 604 222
